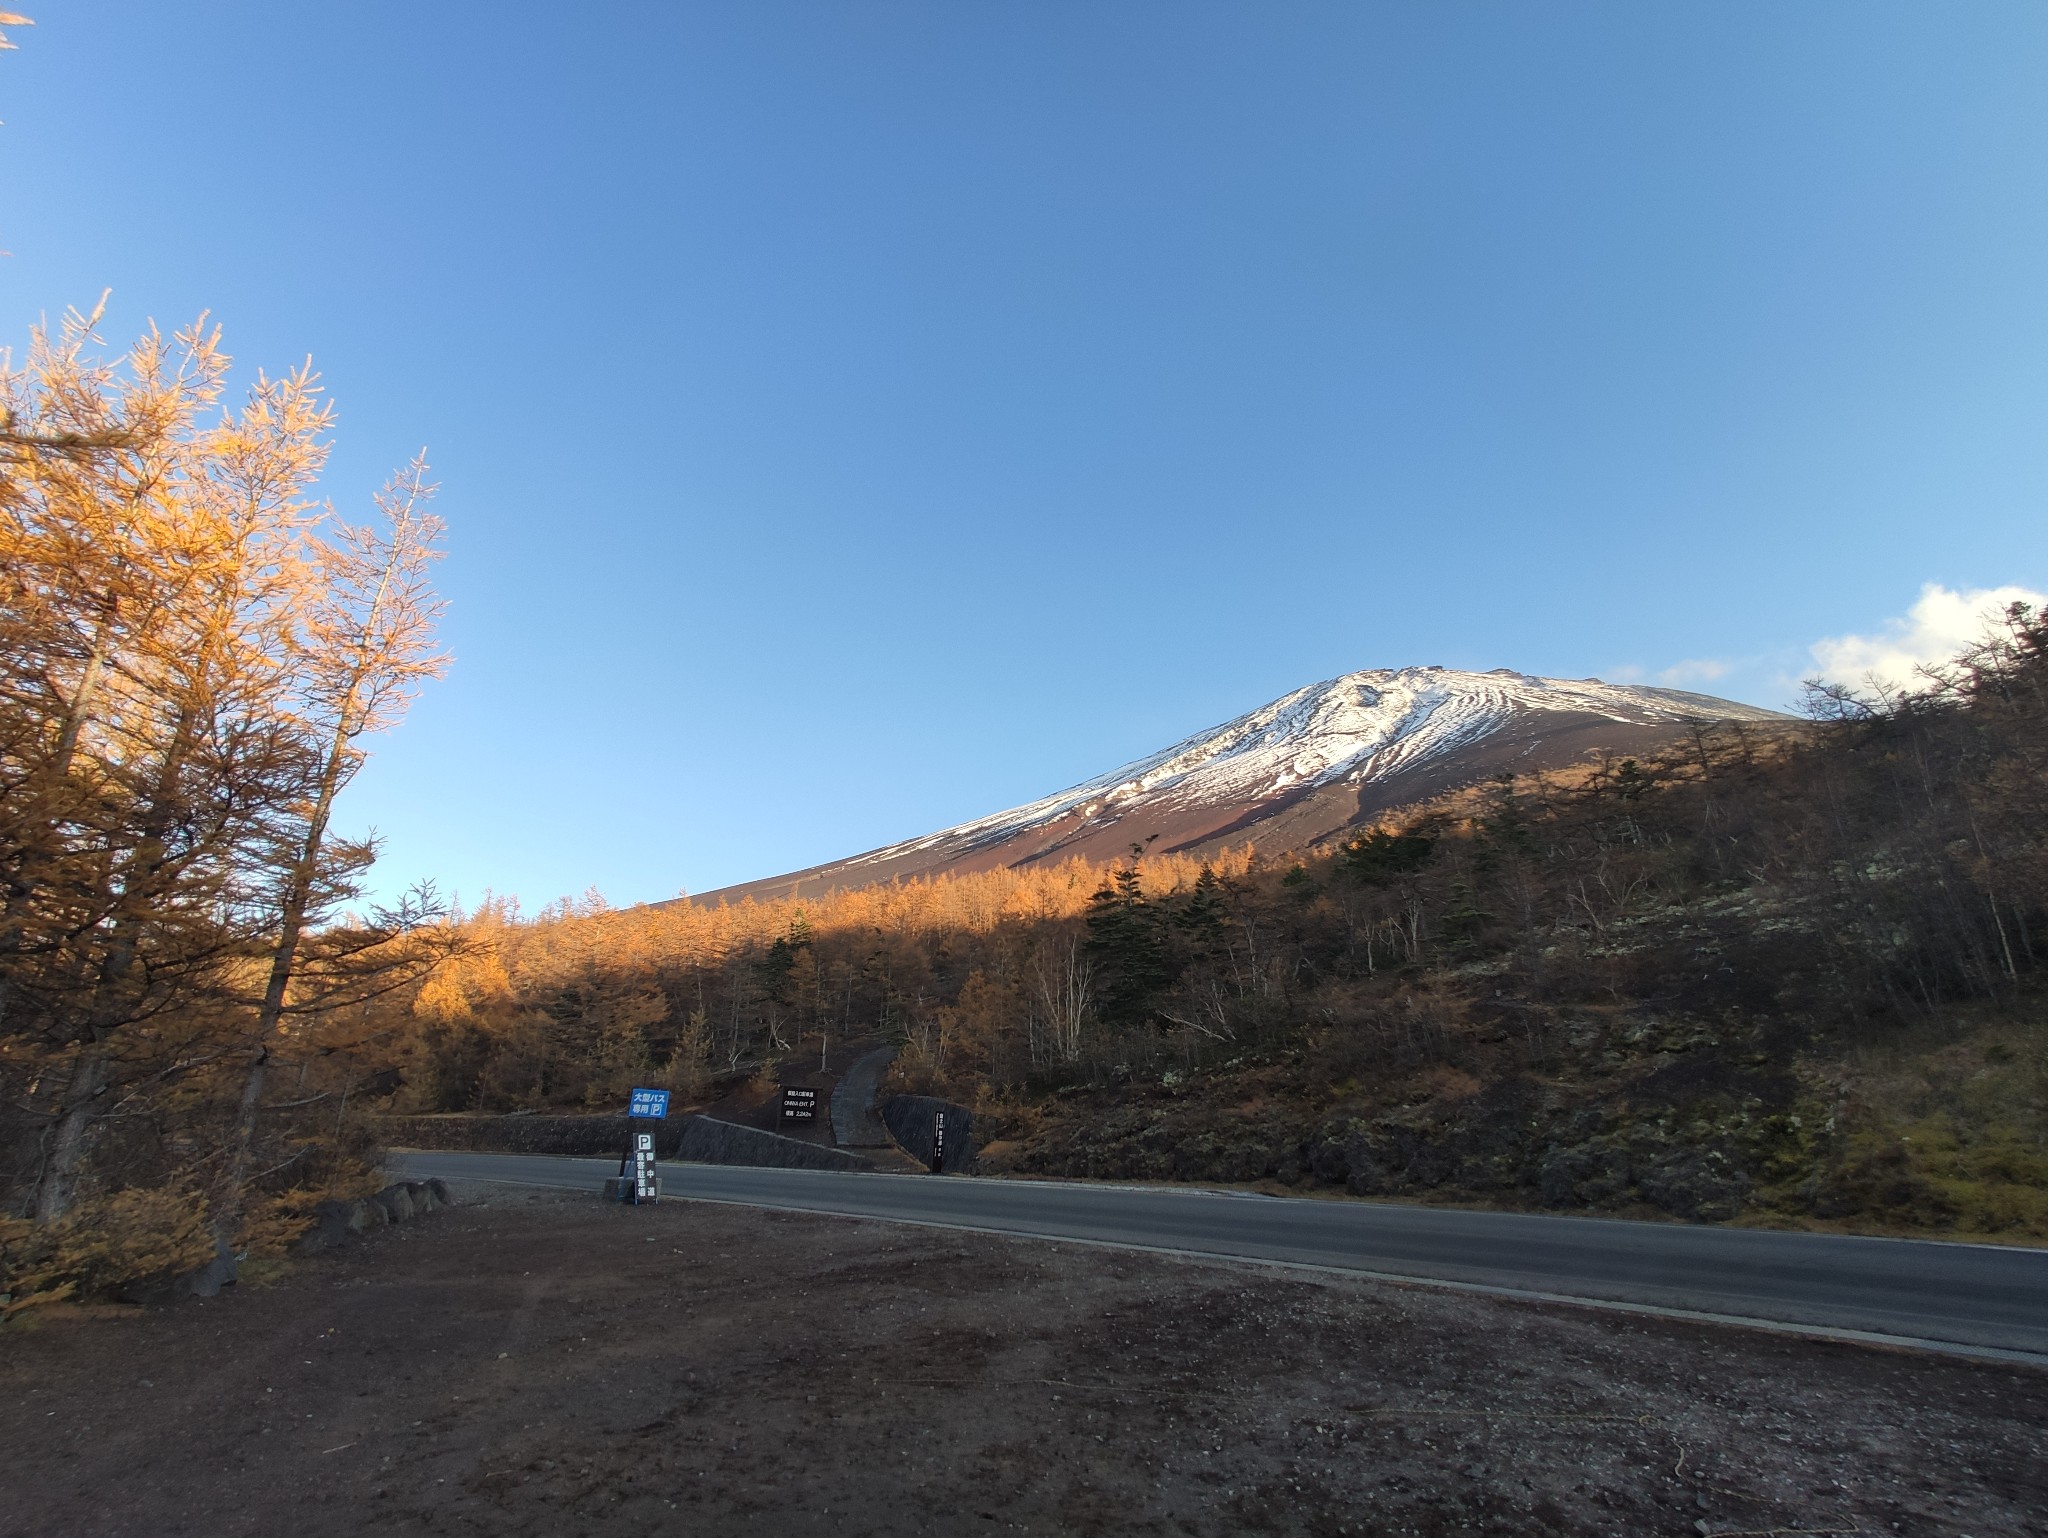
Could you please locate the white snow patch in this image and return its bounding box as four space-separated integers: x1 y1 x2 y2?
848 666 1786 867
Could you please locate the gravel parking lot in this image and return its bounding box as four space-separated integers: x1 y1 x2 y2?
2 1183 2041 1537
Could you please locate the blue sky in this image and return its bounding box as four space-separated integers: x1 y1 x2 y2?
3 4 2044 909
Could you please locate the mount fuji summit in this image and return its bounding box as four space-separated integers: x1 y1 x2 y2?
688 667 1790 906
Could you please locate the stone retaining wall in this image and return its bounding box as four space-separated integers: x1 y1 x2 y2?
880 1094 976 1173
375 1113 683 1158
677 1117 874 1173
375 1112 873 1173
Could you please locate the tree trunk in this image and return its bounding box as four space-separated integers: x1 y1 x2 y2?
0 613 118 1034
219 723 348 1236
48 612 116 780
34 1043 110 1221
28 701 199 1221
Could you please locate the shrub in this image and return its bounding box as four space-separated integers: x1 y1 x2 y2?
0 1188 216 1316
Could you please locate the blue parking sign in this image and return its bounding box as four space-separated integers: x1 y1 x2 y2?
628 1087 670 1119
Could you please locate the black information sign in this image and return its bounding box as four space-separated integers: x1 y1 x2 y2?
929 1109 946 1174
781 1085 819 1123
618 1128 659 1204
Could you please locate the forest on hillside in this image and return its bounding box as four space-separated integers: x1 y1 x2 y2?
6 347 2045 1313
372 602 2043 1237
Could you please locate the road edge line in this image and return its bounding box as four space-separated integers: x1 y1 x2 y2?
656 1189 2048 1371
399 1167 2048 1370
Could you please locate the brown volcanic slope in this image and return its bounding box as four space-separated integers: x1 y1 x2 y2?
682 666 1790 907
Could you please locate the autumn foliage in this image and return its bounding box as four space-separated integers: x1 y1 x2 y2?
0 303 449 1305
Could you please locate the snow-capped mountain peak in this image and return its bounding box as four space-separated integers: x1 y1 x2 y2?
685 665 1789 906
852 666 1785 866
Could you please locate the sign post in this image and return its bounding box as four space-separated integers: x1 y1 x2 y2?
615 1087 669 1204
622 1128 658 1202
929 1108 946 1175
780 1085 819 1125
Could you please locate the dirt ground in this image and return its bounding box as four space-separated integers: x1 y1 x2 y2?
2 1185 2042 1538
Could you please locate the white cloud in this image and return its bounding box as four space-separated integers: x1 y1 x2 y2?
1809 583 2046 692
1656 658 1731 687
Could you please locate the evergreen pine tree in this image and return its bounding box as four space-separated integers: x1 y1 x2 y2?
1083 844 1175 1024
1338 826 1435 885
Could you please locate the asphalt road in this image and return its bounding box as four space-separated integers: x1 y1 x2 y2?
391 1151 2048 1361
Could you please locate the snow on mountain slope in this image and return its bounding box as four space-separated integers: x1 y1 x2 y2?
838 667 1786 870
680 666 1790 906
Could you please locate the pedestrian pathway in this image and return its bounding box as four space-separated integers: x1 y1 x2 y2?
830 1044 896 1147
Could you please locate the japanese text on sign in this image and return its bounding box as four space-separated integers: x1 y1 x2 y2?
631 1130 658 1201
628 1087 670 1119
